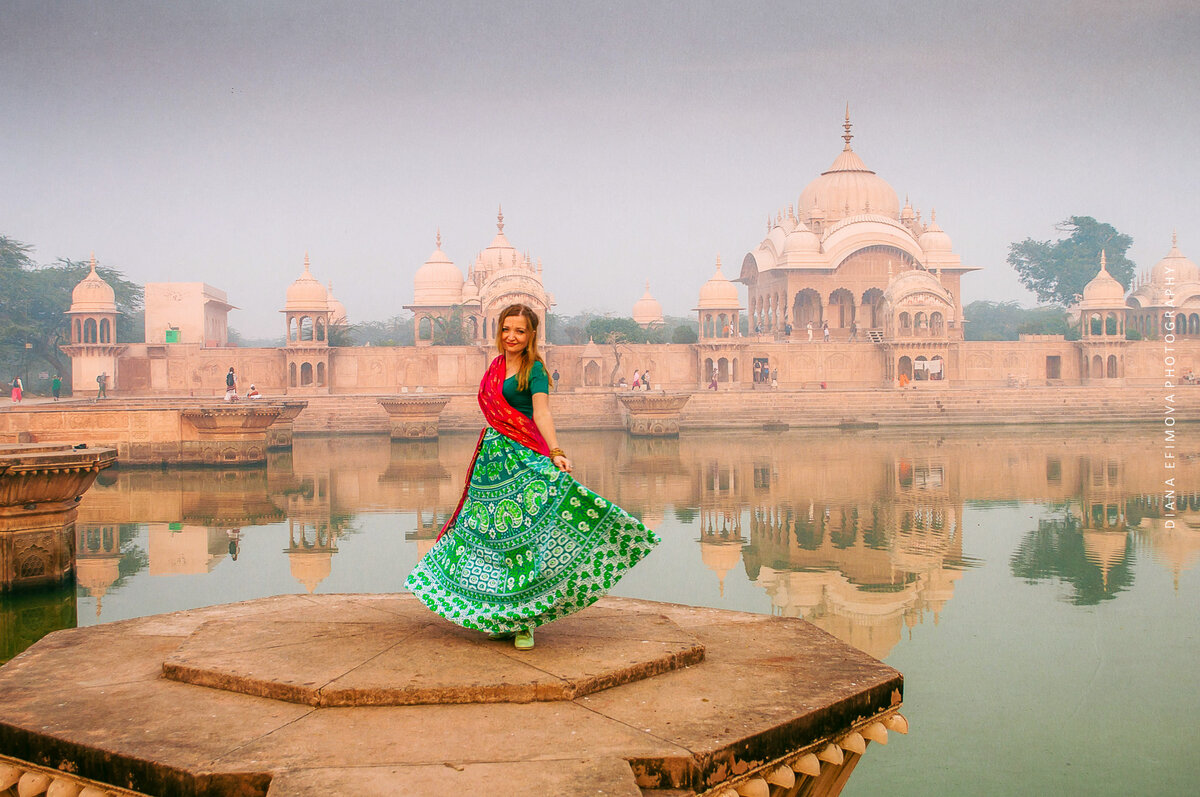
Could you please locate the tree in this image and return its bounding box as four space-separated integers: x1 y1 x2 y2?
0 237 143 390
585 317 650 345
1007 216 1134 306
432 305 470 345
671 325 698 344
963 301 1070 341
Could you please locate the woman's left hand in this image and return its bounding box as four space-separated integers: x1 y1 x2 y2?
552 454 572 473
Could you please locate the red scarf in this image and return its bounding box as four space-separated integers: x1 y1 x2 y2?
437 355 551 540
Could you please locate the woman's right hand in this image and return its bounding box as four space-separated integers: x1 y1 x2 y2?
552 454 573 474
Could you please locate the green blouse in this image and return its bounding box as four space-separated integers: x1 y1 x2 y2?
502 361 549 419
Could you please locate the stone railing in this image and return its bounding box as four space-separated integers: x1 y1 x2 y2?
0 756 147 797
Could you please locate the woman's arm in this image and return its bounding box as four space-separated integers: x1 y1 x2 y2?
531 392 572 473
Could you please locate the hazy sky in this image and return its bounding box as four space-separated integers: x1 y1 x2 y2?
4 0 1198 337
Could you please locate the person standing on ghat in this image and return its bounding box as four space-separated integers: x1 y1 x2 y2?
807 321 813 342
9 376 22 403
95 372 107 399
224 367 238 401
51 374 61 401
406 304 659 651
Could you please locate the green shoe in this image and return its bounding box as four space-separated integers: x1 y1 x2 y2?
514 629 534 650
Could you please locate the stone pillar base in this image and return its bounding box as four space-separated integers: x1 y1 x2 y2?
378 396 451 440
616 393 692 437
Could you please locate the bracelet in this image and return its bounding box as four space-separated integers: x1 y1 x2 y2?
549 448 565 459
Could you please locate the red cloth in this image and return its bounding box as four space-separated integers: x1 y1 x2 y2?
437 356 551 540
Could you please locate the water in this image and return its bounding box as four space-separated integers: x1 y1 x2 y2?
2 427 1197 795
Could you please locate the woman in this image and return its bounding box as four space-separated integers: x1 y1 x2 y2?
406 304 659 650
10 376 22 403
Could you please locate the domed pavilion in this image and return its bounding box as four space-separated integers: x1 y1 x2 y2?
62 254 125 396
1127 232 1200 339
281 253 333 391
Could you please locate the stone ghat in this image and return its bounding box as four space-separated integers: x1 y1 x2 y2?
0 595 905 797
284 385 1196 436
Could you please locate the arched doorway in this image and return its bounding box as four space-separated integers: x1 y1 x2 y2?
793 289 822 329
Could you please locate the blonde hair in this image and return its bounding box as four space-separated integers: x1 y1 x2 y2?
495 304 553 391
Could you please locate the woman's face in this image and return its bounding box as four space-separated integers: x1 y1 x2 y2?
500 314 530 355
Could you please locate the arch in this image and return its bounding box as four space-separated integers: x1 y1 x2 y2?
99 318 111 343
828 288 855 329
931 354 945 381
1105 313 1118 336
467 316 479 340
718 313 730 338
583 361 600 386
316 361 326 385
1107 354 1119 378
1089 314 1102 336
931 312 945 335
83 317 98 343
1189 313 1200 336
793 288 822 329
703 314 714 339
704 357 714 382
717 357 730 382
289 362 298 387
300 362 314 386
316 317 326 342
898 356 913 380
899 312 912 337
300 316 314 342
418 316 433 341
73 318 82 342
862 287 885 328
1092 354 1103 377
914 312 928 335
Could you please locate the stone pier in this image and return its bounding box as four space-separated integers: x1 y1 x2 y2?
0 443 117 593
617 393 692 437
0 594 905 797
377 396 452 440
265 401 309 450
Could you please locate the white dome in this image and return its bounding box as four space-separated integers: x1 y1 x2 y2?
919 211 953 253
69 255 116 313
1082 252 1126 305
413 233 464 306
696 257 741 309
285 254 330 312
798 115 900 222
632 282 664 327
1151 233 1199 285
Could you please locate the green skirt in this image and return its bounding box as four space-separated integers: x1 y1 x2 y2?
405 429 660 634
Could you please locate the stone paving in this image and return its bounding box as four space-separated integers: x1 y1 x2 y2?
0 594 903 796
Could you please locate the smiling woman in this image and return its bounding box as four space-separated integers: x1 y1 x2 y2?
405 304 660 650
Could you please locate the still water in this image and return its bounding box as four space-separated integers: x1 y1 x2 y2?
3 427 1197 795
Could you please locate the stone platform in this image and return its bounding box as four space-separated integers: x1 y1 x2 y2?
0 595 905 797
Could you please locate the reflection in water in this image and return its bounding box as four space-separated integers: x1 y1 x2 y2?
0 427 1196 666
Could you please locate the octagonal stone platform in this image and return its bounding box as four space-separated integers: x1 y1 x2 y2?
163 609 705 706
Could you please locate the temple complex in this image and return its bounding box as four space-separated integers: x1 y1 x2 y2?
56 114 1197 397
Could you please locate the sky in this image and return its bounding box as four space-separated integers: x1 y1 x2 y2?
3 0 1199 338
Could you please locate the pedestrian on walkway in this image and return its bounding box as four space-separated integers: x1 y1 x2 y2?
552 368 560 391
51 374 61 401
822 320 830 342
849 321 858 342
224 367 238 401
10 376 22 403
806 321 813 342
96 372 107 399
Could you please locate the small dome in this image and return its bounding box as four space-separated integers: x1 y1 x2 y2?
696 257 741 309
1082 252 1127 304
70 255 117 312
782 224 821 255
413 232 464 305
798 113 900 223
632 282 664 327
882 267 951 307
285 254 330 312
919 210 953 253
327 282 348 325
1151 232 1199 285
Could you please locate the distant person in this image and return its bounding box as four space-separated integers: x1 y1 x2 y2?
849 321 858 342
806 321 813 342
898 372 910 388
10 376 22 403
642 370 651 390
822 320 830 342
246 384 261 399
552 368 560 391
225 367 238 401
753 361 762 383
96 372 107 400
708 366 718 390
226 528 241 561
618 376 628 388
51 374 61 401
784 322 792 338
762 365 770 385
632 369 641 389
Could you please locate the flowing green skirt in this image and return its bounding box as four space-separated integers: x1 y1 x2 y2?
405 429 660 634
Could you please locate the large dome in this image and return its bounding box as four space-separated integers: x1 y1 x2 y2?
285 254 330 312
327 282 348 325
799 114 900 223
1151 233 1199 285
1082 252 1126 305
697 257 741 309
70 255 117 312
413 232 464 305
632 282 664 327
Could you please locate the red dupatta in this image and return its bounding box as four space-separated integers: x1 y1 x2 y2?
437 355 551 540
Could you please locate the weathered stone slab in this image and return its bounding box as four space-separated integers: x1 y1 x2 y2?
163 609 705 706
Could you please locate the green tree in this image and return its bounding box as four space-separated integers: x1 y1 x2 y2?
671 325 698 343
0 238 143 390
585 317 649 345
963 300 1071 341
432 306 470 346
1007 216 1135 305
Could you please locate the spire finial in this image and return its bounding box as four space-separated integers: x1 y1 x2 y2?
89 252 97 275
1173 229 1178 247
497 205 504 233
842 103 853 150
303 251 311 273
1100 249 1108 272
436 227 442 249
